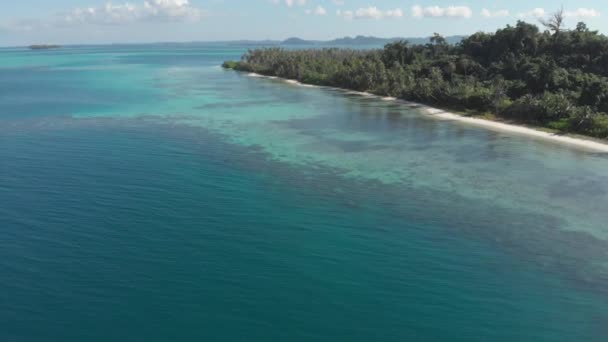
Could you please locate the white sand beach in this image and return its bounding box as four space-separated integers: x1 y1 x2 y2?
420 107 608 153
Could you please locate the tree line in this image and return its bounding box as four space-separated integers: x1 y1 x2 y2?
224 13 608 139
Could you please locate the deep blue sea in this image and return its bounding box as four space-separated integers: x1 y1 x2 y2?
1 44 608 341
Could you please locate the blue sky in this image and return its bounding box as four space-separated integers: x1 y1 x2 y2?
0 0 606 46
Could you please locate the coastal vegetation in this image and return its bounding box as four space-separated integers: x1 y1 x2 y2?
224 14 608 139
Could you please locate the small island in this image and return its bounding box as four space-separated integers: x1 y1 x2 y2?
29 44 61 50
224 12 608 140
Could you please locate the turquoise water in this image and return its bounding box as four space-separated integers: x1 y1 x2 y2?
1 45 608 341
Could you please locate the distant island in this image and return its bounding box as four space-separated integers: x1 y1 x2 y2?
223 14 608 140
29 45 61 50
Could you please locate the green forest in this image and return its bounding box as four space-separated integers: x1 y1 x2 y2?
224 13 608 139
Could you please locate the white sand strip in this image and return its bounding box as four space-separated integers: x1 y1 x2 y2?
421 107 608 153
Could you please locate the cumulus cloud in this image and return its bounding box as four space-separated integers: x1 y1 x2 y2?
355 7 383 19
564 8 601 18
518 7 600 20
336 9 353 20
384 8 404 18
337 7 403 20
272 0 307 7
481 9 509 18
305 5 327 16
517 8 546 19
58 0 204 25
412 5 472 19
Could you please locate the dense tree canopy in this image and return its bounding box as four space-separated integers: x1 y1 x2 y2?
224 20 608 139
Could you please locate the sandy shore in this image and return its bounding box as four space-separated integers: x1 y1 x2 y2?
245 72 608 153
420 108 608 152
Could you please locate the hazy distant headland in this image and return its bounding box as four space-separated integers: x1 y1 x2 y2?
280 35 464 46
28 45 61 50
219 35 464 47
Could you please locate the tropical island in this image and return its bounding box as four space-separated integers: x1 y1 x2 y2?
224 12 608 140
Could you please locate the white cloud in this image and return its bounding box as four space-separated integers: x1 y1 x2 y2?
412 5 472 19
564 8 601 18
331 0 345 5
338 6 403 20
481 9 509 18
305 5 326 16
355 7 384 19
277 0 306 7
517 8 546 19
518 7 600 20
385 8 404 18
59 0 204 25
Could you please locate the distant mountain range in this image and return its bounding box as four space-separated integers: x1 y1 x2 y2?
220 35 464 47
280 35 465 46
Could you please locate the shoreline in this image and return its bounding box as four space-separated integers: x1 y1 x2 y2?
245 72 608 153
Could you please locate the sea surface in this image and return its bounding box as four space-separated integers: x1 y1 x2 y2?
1 44 608 341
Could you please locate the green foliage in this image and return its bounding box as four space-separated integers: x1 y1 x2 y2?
223 19 608 138
221 61 240 69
